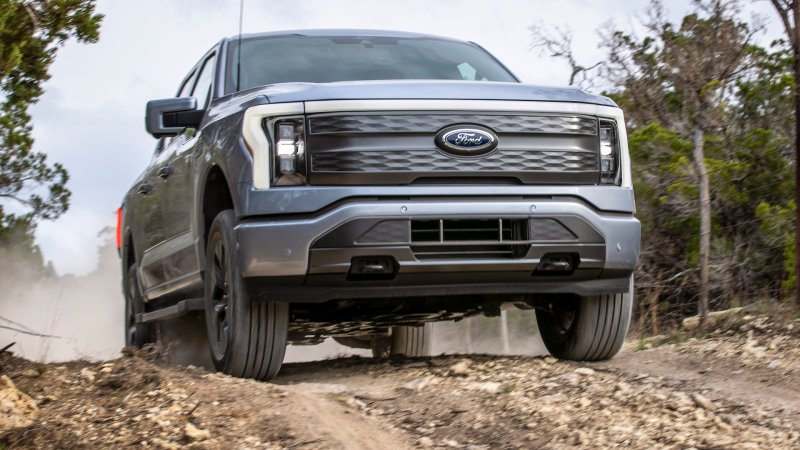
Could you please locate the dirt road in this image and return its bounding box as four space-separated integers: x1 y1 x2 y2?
1 313 799 449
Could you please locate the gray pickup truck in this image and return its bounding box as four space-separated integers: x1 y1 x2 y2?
119 29 640 380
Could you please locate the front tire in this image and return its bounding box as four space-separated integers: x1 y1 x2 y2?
390 324 432 357
204 210 289 380
124 264 154 347
536 278 633 361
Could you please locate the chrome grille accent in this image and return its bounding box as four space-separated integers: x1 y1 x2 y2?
311 149 598 173
309 114 597 135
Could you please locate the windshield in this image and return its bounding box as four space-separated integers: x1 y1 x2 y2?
225 34 517 93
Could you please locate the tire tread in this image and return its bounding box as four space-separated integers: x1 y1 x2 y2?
537 279 633 362
205 210 288 381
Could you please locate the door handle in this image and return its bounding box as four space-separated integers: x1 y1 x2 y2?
137 182 153 195
158 166 173 179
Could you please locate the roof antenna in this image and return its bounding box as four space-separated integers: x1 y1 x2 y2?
236 0 244 92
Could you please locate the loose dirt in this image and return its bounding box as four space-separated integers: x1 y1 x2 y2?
1 313 799 449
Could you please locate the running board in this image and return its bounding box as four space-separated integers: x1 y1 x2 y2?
136 298 204 324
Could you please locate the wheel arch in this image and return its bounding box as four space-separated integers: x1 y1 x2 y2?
196 163 236 274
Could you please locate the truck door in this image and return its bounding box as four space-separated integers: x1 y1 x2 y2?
158 52 217 289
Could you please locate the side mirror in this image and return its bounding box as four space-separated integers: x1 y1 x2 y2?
145 97 203 138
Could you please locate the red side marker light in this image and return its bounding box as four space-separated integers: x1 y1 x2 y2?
116 207 123 250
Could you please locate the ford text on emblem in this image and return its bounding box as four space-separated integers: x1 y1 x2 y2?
435 125 499 157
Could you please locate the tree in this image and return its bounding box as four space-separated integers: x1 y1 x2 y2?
601 0 759 326
0 0 102 275
529 24 602 89
0 0 102 240
530 0 795 326
767 0 800 307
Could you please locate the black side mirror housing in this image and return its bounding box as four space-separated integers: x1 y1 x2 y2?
145 97 204 138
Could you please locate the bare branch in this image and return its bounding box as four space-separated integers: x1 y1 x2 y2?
0 342 15 355
0 324 60 338
23 4 39 29
529 24 605 89
770 0 795 47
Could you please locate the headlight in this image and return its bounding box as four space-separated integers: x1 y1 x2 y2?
599 119 620 185
241 103 305 190
273 119 306 186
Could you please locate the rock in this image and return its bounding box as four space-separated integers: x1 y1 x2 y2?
578 396 592 408
574 367 595 376
746 345 767 358
615 382 631 393
400 376 434 391
691 393 716 410
669 392 695 410
468 382 501 394
543 356 557 364
444 439 460 447
19 369 39 378
151 438 181 450
641 334 669 347
449 359 473 376
346 397 368 410
560 373 580 385
0 375 39 431
184 422 211 442
682 307 744 330
417 436 434 447
570 430 588 445
767 360 781 369
682 316 700 330
79 368 96 384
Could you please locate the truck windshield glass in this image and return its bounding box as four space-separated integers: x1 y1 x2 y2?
226 35 517 93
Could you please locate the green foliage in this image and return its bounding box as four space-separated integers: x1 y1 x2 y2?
756 201 796 296
0 0 102 270
0 0 102 219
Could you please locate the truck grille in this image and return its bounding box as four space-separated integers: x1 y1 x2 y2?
410 218 529 260
306 112 600 185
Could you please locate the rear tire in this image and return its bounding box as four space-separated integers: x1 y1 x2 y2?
204 210 288 380
124 265 154 347
536 277 633 361
390 324 432 357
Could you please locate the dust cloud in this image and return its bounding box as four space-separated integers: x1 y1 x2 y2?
430 309 548 357
285 310 548 362
0 228 546 364
0 230 124 362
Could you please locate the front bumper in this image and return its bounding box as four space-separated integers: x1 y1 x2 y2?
235 196 640 303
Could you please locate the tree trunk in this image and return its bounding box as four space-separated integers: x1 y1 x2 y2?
648 289 661 335
793 0 800 307
692 128 711 327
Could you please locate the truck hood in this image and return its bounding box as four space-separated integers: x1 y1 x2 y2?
251 80 617 107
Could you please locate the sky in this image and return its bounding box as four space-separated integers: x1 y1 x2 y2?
28 0 781 275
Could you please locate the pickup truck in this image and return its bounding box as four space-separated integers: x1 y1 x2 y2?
118 29 640 380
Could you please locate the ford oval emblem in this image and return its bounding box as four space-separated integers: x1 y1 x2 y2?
435 125 498 157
